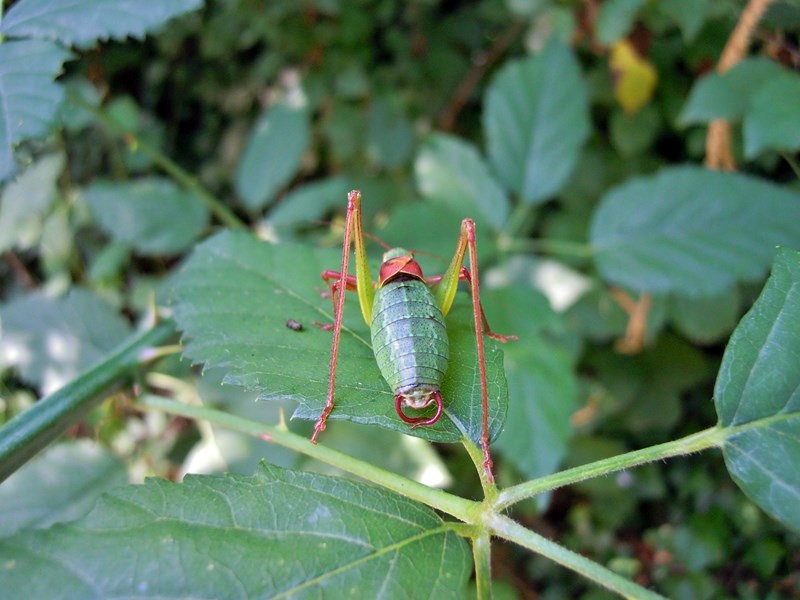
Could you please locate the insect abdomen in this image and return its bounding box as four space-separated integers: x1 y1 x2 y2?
370 278 449 395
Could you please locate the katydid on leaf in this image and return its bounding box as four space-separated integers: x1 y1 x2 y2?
311 190 516 482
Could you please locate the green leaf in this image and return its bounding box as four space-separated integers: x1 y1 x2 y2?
668 288 741 344
484 42 589 205
595 0 647 45
0 0 203 48
609 104 660 157
235 102 311 210
715 248 800 531
488 286 579 481
83 177 209 255
743 72 800 158
590 166 800 296
323 100 365 165
0 464 471 598
0 40 71 181
170 231 508 448
679 58 787 126
415 133 510 231
0 440 127 537
57 77 102 131
0 153 64 252
658 0 711 41
0 288 132 394
366 96 414 169
265 176 353 231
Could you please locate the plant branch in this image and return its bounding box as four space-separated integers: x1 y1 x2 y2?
472 530 494 600
0 319 177 483
705 0 777 170
495 427 724 510
78 94 246 230
438 21 525 131
489 513 666 599
461 435 498 501
136 395 477 521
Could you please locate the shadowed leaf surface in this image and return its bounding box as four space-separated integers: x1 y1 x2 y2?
0 288 132 394
0 40 70 181
0 0 203 47
84 178 209 255
0 464 471 599
0 440 127 537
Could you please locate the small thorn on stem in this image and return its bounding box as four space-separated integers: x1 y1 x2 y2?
312 321 335 331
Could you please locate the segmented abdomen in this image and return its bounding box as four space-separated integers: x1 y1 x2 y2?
370 278 449 395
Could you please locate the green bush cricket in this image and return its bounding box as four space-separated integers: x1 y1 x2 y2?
311 190 516 482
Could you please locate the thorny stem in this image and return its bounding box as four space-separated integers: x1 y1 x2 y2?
489 514 667 600
137 395 687 598
136 395 476 521
495 427 724 510
0 320 177 483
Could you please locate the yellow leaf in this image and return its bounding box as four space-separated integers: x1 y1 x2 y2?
610 40 658 114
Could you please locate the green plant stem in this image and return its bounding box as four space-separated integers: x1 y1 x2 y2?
489 513 666 600
138 395 692 599
501 202 534 239
461 435 497 501
136 395 477 521
81 97 245 230
472 530 493 600
495 427 724 510
132 138 245 230
0 320 176 483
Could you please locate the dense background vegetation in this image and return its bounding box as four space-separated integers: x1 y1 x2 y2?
1 0 799 597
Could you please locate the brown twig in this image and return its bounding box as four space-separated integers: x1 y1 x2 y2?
3 251 37 290
610 288 652 354
705 0 777 171
437 21 525 131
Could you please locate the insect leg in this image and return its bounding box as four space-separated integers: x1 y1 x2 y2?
314 271 359 329
456 267 517 343
311 191 373 443
433 219 516 483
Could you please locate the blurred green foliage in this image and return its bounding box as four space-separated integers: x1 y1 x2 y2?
1 0 800 597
